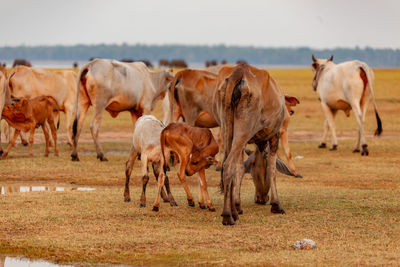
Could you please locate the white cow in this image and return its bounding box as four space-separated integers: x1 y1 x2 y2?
71 59 173 161
7 66 77 146
311 55 382 155
124 115 177 207
0 71 9 156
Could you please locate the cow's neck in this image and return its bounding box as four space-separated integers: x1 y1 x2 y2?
313 65 326 91
149 71 167 97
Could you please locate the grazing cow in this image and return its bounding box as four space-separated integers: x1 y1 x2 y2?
213 64 287 225
170 59 188 68
12 59 31 67
205 60 218 67
168 68 301 177
7 66 77 146
1 96 60 159
71 59 173 161
124 115 177 207
236 60 247 65
311 55 382 155
159 59 170 68
152 123 218 212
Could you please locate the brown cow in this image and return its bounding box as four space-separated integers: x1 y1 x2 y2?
167 68 301 177
152 123 218 212
212 64 287 225
1 96 60 159
12 59 31 67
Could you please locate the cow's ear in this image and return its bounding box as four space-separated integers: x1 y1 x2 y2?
328 55 333 61
285 95 300 106
312 62 319 69
206 155 217 165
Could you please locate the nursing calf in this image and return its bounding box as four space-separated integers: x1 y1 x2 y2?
124 115 176 207
1 96 60 159
152 123 218 212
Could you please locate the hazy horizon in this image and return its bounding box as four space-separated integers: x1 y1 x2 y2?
2 0 399 49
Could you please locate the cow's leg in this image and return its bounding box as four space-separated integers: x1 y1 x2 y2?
163 173 177 206
19 131 28 146
197 173 206 209
1 129 20 159
320 103 338 150
44 124 54 147
215 130 223 171
280 127 300 177
152 172 166 212
90 103 107 161
268 134 285 214
64 106 74 147
198 168 215 212
124 146 137 202
176 157 195 207
319 119 330 148
41 124 50 157
151 163 168 202
48 120 58 156
28 127 35 157
71 100 90 161
351 103 368 155
139 153 150 207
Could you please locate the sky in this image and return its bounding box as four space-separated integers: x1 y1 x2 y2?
2 0 399 49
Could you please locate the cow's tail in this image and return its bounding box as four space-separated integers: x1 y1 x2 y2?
360 64 382 136
72 62 91 139
219 67 245 193
166 71 183 124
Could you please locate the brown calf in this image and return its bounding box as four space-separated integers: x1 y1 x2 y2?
1 96 60 159
152 123 218 212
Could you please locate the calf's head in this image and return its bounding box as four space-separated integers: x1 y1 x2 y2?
185 149 218 176
284 94 299 116
2 98 30 122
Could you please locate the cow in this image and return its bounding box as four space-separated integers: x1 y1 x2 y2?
159 59 170 68
7 66 77 147
205 60 218 67
170 59 188 68
124 115 177 207
1 96 60 159
12 59 31 67
152 123 218 212
71 58 173 162
167 68 302 177
311 55 382 155
212 64 287 225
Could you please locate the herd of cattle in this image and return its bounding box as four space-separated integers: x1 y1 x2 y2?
0 56 382 225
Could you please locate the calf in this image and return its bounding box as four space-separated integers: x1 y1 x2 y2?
152 123 218 212
1 96 60 159
124 115 176 207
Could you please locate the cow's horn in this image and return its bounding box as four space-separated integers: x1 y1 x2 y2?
312 54 317 62
328 55 333 61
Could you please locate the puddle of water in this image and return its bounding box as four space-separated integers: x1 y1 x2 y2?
0 184 96 195
1 255 72 267
80 150 128 155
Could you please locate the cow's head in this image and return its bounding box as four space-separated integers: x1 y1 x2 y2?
311 55 333 91
2 98 29 122
185 149 218 176
284 94 300 116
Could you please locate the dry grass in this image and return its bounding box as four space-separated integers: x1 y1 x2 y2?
1 68 400 266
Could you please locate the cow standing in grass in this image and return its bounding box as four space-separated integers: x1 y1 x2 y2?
124 115 177 207
71 59 173 162
311 55 382 155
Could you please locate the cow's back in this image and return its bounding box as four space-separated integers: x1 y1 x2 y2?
132 115 164 153
9 66 75 108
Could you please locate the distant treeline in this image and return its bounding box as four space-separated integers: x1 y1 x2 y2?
1 44 400 67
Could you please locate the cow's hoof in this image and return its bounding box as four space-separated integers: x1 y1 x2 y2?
222 215 236 226
162 198 170 203
318 143 327 149
294 173 303 178
188 199 195 207
152 206 159 212
208 207 216 212
139 203 146 208
352 149 360 153
329 145 338 151
124 197 131 202
271 202 286 214
22 141 28 147
254 195 267 205
232 213 239 221
199 203 206 209
71 154 80 161
97 154 108 161
361 144 369 156
235 203 243 215
170 201 178 207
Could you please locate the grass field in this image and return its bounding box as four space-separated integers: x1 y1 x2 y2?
1 68 400 266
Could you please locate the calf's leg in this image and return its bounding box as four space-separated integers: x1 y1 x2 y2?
198 168 215 211
1 129 20 159
124 146 137 202
42 124 50 157
28 127 35 157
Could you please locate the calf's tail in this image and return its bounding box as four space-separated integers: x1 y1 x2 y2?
160 129 168 174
